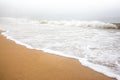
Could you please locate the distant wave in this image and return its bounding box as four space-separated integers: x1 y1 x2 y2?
0 17 118 29
39 20 118 29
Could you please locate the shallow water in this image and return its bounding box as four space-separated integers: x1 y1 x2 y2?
0 17 120 80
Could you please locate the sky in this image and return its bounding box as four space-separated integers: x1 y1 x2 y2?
0 0 120 22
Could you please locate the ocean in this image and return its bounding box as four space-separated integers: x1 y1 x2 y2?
0 17 120 80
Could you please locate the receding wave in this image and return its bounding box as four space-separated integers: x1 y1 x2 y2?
0 17 120 80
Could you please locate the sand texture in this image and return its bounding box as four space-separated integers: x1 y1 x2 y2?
0 33 116 80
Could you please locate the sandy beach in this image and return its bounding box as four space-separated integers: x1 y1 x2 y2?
0 32 116 80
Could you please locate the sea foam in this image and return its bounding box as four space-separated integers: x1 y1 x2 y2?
0 17 120 80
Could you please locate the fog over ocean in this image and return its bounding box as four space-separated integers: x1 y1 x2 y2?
0 0 120 80
0 0 120 22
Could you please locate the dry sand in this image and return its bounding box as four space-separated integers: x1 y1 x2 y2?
0 32 116 80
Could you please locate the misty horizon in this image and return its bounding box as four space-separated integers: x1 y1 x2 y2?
0 0 120 22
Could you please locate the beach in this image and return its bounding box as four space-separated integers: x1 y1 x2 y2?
0 31 116 80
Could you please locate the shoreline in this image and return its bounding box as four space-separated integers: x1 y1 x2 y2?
0 32 116 80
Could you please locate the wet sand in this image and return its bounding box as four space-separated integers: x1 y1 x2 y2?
0 32 116 80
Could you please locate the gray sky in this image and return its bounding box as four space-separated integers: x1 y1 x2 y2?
0 0 120 22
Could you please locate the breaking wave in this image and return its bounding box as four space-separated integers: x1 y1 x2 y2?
39 20 118 29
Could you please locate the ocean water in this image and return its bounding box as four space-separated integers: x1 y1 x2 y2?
0 17 120 80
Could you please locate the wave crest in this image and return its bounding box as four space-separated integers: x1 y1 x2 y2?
39 20 118 29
